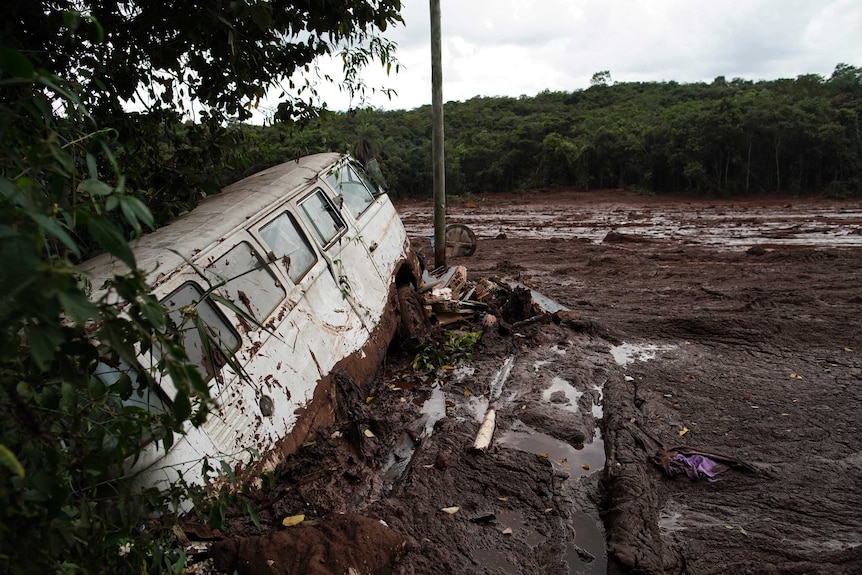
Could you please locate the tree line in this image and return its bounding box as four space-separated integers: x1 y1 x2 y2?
237 64 862 200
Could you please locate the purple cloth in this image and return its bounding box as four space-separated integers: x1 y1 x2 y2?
667 453 728 481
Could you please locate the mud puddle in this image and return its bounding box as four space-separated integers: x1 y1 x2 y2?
469 342 610 575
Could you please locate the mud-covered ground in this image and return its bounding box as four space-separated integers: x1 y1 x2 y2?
208 190 862 575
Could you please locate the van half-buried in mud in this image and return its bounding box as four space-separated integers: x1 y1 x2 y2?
80 152 423 492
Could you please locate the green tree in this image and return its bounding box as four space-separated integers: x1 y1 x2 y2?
0 1 404 572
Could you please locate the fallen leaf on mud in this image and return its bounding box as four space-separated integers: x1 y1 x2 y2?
679 426 689 436
400 397 406 402
366 396 374 403
422 464 434 469
544 508 553 513
539 453 549 458
331 431 343 439
441 507 460 514
781 413 791 416
581 463 590 470
498 497 509 502
630 417 637 423
463 387 472 397
363 429 376 438
789 373 802 379
502 527 513 535
844 347 853 352
625 375 635 382
739 527 748 535
282 514 305 527
750 405 760 409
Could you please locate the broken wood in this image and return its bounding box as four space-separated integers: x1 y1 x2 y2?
471 407 496 452
470 355 515 452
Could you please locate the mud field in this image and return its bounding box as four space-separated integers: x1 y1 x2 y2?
210 190 862 575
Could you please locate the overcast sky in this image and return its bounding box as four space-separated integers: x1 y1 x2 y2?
257 0 861 119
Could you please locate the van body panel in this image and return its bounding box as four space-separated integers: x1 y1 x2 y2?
81 153 421 493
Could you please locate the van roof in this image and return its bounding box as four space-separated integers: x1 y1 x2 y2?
80 152 342 289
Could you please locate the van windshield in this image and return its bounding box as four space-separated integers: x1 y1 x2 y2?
326 164 376 219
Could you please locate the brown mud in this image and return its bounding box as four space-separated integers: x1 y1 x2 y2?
208 190 862 575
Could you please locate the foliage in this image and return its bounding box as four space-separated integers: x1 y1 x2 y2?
0 49 212 574
0 1 404 572
412 330 482 375
2 0 404 230
244 64 862 198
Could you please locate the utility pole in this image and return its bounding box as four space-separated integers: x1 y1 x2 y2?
430 0 446 268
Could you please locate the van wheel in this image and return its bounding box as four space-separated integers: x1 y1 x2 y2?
397 286 429 341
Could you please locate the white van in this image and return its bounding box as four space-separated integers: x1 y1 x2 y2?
81 153 423 491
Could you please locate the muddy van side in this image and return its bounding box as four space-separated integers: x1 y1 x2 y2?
80 153 422 491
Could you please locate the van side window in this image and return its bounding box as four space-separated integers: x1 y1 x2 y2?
259 211 317 283
207 241 285 321
300 189 346 246
325 164 375 219
160 282 241 382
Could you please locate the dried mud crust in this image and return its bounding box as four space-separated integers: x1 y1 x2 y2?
399 190 862 574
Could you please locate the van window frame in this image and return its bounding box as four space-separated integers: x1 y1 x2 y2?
298 187 348 249
158 280 242 384
206 240 287 323
257 209 319 284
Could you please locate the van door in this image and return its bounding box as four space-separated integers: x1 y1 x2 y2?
324 161 407 288
297 187 390 325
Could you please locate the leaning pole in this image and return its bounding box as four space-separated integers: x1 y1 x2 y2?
430 0 446 268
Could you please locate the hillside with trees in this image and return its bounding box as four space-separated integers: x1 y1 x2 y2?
241 65 862 199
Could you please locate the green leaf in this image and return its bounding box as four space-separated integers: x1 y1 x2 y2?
139 297 166 330
16 381 34 400
26 324 65 371
0 48 35 78
219 460 237 487
0 177 25 206
97 318 139 367
88 375 107 401
245 499 262 530
61 10 81 32
208 502 226 530
162 429 174 451
78 178 113 196
61 381 78 413
86 215 136 268
0 445 25 479
115 372 133 400
119 195 155 233
172 390 191 421
57 290 99 325
29 213 81 259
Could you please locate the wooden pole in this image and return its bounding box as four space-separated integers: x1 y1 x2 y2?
430 0 446 268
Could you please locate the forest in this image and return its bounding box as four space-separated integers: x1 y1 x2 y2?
235 65 862 201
